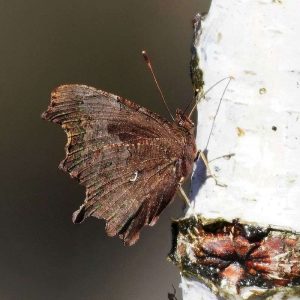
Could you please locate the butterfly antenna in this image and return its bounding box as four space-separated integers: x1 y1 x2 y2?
142 50 175 121
187 76 233 119
205 76 233 149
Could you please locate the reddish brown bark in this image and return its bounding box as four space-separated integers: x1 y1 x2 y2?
170 217 300 291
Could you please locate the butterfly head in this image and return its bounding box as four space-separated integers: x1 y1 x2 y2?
175 109 195 132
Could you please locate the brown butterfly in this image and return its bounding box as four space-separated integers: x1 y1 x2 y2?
42 52 199 246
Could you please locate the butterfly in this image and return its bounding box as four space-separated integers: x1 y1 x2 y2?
42 72 198 246
41 48 233 246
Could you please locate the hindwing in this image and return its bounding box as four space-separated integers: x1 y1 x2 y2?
42 84 188 245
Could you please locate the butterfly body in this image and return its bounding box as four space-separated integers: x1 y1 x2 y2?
42 84 197 245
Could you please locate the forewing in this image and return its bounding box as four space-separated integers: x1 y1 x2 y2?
42 84 184 245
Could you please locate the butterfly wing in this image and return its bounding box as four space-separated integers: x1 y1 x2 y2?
42 84 189 245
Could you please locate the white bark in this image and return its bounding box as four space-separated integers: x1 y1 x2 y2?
183 0 300 299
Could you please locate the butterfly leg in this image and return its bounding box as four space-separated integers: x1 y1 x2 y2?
177 183 199 222
196 150 227 187
209 153 235 162
177 185 191 207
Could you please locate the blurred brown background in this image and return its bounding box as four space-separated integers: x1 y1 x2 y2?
0 1 210 299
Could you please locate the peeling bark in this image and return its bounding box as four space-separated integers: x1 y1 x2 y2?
169 217 300 299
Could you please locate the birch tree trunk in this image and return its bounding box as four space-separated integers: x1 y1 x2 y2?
170 1 300 299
